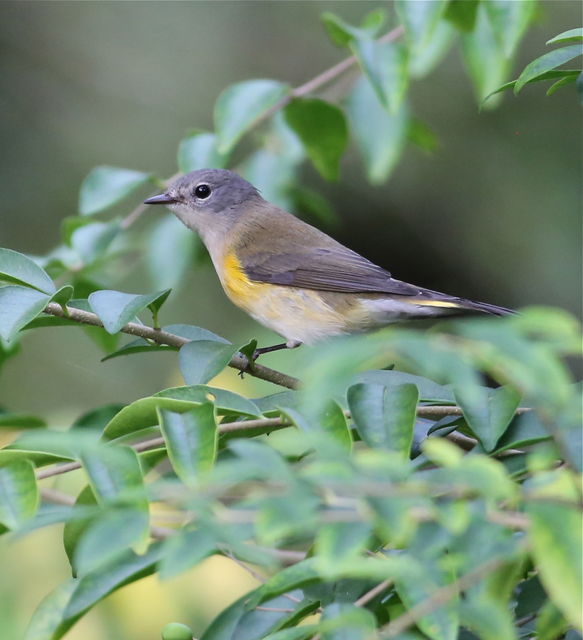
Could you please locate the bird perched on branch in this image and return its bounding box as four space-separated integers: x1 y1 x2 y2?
145 169 512 357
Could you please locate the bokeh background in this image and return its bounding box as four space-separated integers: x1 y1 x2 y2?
0 2 581 639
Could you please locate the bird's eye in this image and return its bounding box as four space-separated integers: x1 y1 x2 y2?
194 184 211 199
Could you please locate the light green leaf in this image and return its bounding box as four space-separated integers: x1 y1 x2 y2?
157 404 217 484
24 579 79 640
159 528 217 579
444 0 480 32
214 79 290 154
283 98 348 180
346 77 409 184
79 166 152 216
178 340 238 385
546 73 579 96
484 0 536 57
240 149 296 210
461 4 511 103
320 603 377 640
395 0 448 55
70 220 120 264
320 400 353 451
164 323 229 343
147 215 200 291
88 288 171 334
0 460 39 529
156 384 261 417
315 522 371 568
409 20 456 78
546 28 583 46
535 600 570 640
0 286 50 342
454 384 521 451
0 248 56 294
178 132 229 173
0 413 45 429
515 44 583 94
347 382 419 457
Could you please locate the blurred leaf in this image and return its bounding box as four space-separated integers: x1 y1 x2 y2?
0 248 56 294
354 370 455 403
63 485 97 574
444 0 480 32
347 77 409 184
320 603 377 640
483 0 536 57
0 460 39 529
214 79 289 154
240 148 296 210
395 0 448 55
0 286 50 342
348 382 418 457
157 385 261 417
88 288 171 334
70 221 120 264
408 117 439 152
547 28 583 46
535 600 570 640
283 98 348 180
526 471 582 628
24 579 79 640
178 340 238 385
157 404 217 484
289 185 339 228
0 412 45 429
514 44 583 94
454 384 521 451
159 528 217 579
515 575 547 618
249 558 319 606
315 522 371 569
79 166 152 216
147 210 201 292
409 19 456 78
320 400 353 451
461 4 511 103
460 597 517 640
178 132 228 173
493 410 549 452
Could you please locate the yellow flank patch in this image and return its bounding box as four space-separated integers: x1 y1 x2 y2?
408 299 461 309
221 252 268 310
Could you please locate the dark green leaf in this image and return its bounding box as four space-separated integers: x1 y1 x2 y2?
178 340 238 385
88 288 171 334
444 0 480 32
483 69 581 103
157 404 217 483
454 385 521 451
101 338 175 362
0 460 39 529
79 166 152 216
178 132 228 172
535 600 569 640
164 323 229 343
0 286 50 342
348 382 419 456
249 558 319 605
346 77 409 184
283 98 348 180
515 44 583 94
214 80 290 154
0 413 46 429
0 248 55 294
546 28 583 46
289 186 339 229
546 73 578 96
157 385 261 417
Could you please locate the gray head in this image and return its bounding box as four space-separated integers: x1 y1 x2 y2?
144 169 261 241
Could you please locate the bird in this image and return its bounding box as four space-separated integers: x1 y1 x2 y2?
144 169 512 357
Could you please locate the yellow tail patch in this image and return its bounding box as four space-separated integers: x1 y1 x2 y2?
408 299 462 309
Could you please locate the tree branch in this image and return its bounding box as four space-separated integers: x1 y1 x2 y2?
43 302 301 390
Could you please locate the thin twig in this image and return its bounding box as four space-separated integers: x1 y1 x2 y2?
355 579 393 608
43 302 300 390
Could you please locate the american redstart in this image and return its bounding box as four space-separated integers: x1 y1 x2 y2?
145 169 512 355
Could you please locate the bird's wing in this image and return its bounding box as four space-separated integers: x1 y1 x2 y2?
242 245 421 296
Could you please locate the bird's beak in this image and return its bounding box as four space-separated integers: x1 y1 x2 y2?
143 193 177 205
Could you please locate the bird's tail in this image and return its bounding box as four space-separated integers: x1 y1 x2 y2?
409 294 515 317
454 298 515 316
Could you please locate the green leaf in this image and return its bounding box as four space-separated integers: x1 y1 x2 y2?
535 600 570 640
70 220 120 264
101 338 175 362
164 323 229 343
546 73 579 96
79 166 152 216
395 0 448 55
0 460 39 529
0 248 56 294
177 132 229 173
159 528 217 579
321 12 360 47
461 4 512 103
24 579 79 640
249 558 319 605
444 0 480 32
515 44 583 94
157 404 217 484
88 288 171 334
315 522 371 568
283 98 348 180
0 286 50 342
319 400 353 451
214 79 290 154
483 0 536 57
320 603 377 640
346 77 409 184
454 384 520 451
546 28 583 46
240 149 296 211
353 369 455 403
0 412 45 429
147 215 200 291
63 485 98 573
347 382 419 457
483 69 581 103
178 340 238 385
526 472 582 628
156 385 261 417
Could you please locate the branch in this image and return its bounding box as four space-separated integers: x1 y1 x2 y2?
43 302 300 390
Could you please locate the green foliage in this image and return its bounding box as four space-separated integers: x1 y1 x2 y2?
1 4 581 640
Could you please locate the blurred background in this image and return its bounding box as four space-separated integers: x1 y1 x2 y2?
0 2 581 639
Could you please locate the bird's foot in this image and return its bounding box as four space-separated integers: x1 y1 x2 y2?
252 340 302 361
